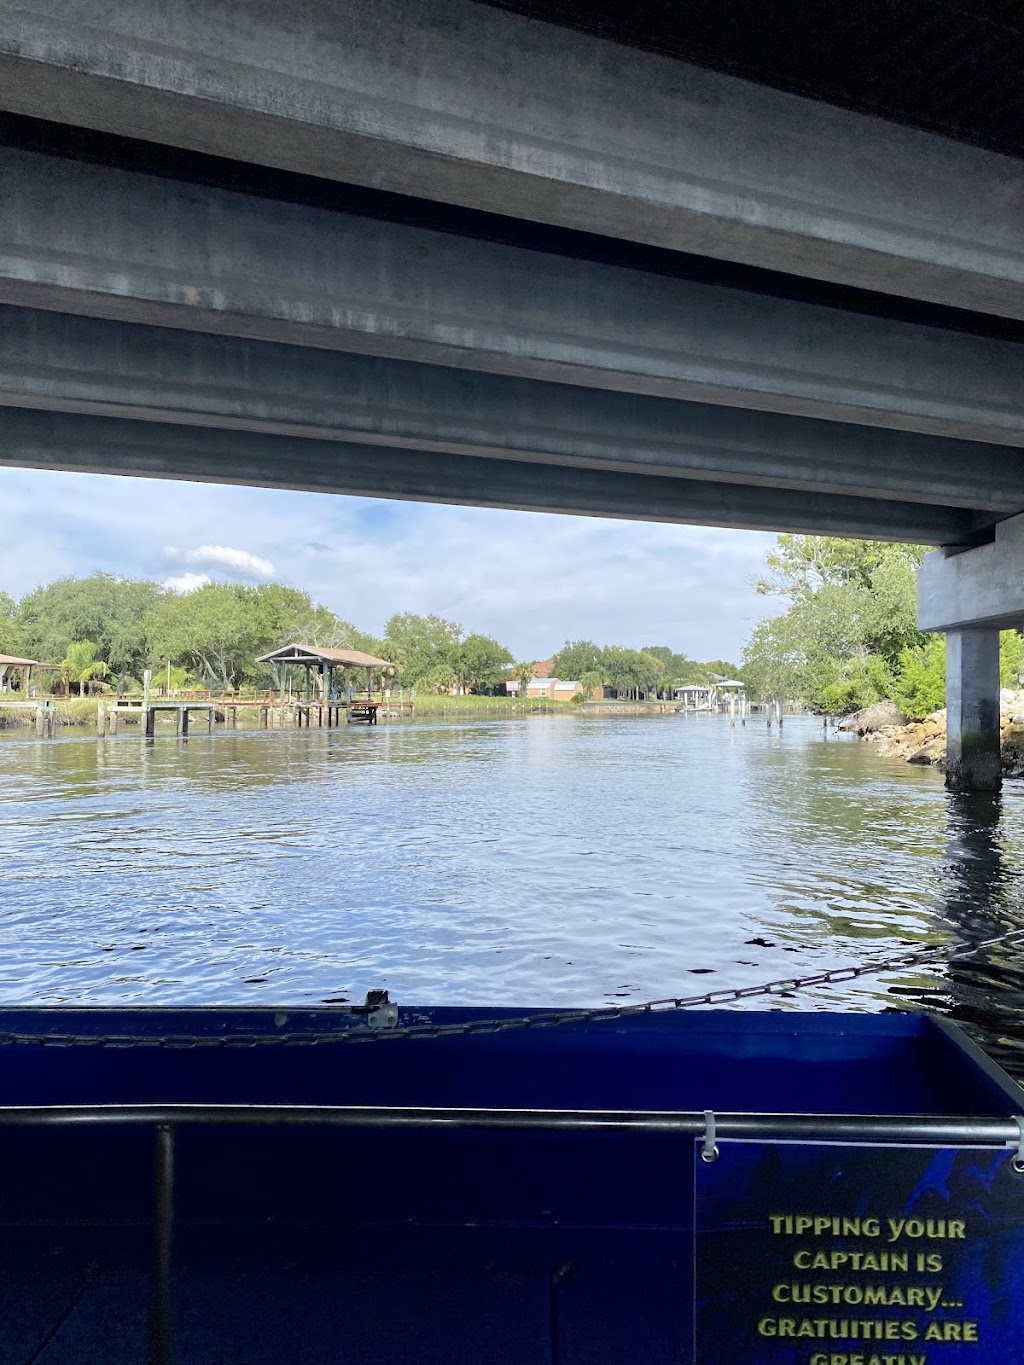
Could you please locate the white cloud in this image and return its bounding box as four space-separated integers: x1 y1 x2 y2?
0 468 781 662
180 545 276 579
162 571 212 594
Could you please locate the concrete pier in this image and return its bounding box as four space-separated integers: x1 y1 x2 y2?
945 631 1002 794
917 512 1024 792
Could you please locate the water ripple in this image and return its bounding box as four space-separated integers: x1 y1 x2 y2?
1 715 1023 1076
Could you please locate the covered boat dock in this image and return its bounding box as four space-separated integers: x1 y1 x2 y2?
256 643 394 725
0 654 40 694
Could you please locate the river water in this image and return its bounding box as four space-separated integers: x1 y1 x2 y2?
1 713 1023 1077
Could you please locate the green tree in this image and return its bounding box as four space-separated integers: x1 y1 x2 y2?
509 661 535 697
60 640 109 695
891 630 1024 720
600 646 664 700
18 574 161 683
1001 629 1024 688
383 613 463 687
578 668 604 700
552 640 603 681
891 636 946 720
757 535 926 600
456 633 514 694
641 646 711 694
744 536 930 713
144 583 265 690
819 654 893 714
0 591 24 658
742 613 812 706
702 659 744 680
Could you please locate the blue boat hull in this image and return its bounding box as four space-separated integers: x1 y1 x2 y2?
0 1007 1019 1363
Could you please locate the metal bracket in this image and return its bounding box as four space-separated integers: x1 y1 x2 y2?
700 1109 719 1163
1012 1116 1024 1173
363 990 399 1031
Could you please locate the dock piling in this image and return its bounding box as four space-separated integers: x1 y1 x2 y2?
35 704 56 738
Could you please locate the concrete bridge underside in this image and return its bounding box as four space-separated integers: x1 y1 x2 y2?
1 0 1022 788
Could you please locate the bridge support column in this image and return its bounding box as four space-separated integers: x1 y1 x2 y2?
917 511 1024 793
945 629 1001 793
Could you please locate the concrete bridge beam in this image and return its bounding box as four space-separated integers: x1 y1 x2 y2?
1 308 1022 515
1 0 1023 318
918 513 1024 634
1 148 1022 446
0 406 981 544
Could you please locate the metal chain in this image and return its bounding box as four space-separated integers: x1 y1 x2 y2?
5 925 1024 1050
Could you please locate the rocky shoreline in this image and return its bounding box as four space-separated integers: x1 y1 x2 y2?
839 695 1024 777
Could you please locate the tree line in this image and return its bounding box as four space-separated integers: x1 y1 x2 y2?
741 535 1024 719
0 576 517 694
4 543 981 715
0 574 738 698
550 640 741 701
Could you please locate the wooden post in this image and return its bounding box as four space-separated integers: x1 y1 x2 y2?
729 695 736 727
146 707 156 737
181 708 190 737
174 708 183 736
777 700 784 728
110 708 119 736
97 701 106 737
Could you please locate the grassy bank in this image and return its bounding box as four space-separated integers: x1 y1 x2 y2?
0 693 635 731
399 694 561 716
0 698 103 728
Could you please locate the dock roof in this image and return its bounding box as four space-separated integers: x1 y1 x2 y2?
0 654 38 667
257 642 393 669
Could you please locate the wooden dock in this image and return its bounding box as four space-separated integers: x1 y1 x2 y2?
0 700 60 736
99 701 215 736
216 698 383 729
294 699 381 726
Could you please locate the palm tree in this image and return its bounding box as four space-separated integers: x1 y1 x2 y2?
60 641 109 696
579 668 605 702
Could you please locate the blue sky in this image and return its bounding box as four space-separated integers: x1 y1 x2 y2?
0 467 778 663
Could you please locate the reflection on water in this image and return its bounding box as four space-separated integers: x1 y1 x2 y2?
1 714 1023 1077
935 793 1024 1074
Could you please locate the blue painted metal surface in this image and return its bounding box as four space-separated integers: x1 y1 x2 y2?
0 1007 1018 1363
696 1141 1024 1364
